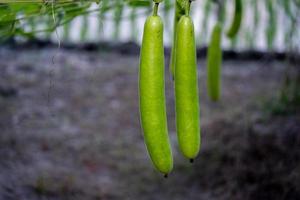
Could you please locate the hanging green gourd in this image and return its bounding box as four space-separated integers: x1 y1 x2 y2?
175 0 201 162
207 1 223 101
226 0 243 39
139 0 173 177
207 22 222 101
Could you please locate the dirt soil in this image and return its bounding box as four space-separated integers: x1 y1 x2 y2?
0 47 299 200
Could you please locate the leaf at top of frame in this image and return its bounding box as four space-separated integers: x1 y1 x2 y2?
0 4 15 24
126 0 151 7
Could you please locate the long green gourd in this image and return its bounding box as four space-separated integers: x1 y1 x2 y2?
207 22 222 101
226 0 242 38
175 0 200 161
139 0 173 176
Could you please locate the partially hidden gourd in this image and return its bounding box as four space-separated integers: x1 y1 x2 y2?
207 22 222 101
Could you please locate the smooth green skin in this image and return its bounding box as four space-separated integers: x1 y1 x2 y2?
139 15 173 174
226 0 243 38
207 22 222 101
175 16 200 160
169 0 185 79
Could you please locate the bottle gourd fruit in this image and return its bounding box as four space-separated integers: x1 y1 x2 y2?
175 5 200 161
207 22 222 101
139 1 173 175
226 0 243 38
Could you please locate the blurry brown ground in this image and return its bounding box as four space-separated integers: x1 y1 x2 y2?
0 47 299 200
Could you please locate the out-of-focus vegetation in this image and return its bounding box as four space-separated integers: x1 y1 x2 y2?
0 0 299 115
0 0 151 41
0 0 299 51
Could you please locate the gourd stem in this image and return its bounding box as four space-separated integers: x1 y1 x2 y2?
153 3 159 16
185 0 191 16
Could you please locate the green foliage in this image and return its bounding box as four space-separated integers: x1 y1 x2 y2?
0 1 92 41
0 0 152 41
113 1 124 40
0 4 16 40
127 0 151 7
265 0 277 50
97 0 108 38
0 0 299 52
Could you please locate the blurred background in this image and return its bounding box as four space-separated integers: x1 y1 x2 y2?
0 0 299 199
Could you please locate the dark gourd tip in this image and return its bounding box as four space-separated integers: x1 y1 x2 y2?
189 159 194 163
164 174 168 178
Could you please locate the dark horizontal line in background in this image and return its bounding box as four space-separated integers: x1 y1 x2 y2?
2 39 299 63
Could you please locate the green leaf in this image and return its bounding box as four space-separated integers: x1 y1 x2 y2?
127 0 151 7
